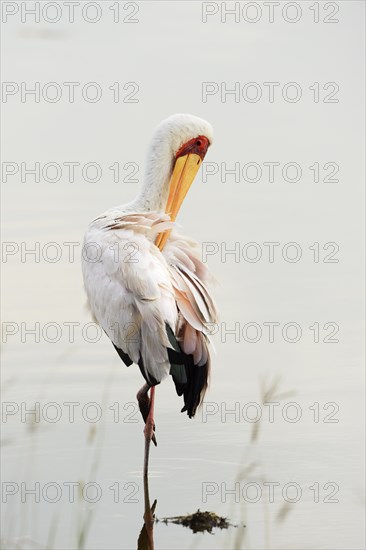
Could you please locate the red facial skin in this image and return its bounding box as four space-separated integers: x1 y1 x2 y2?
175 135 210 160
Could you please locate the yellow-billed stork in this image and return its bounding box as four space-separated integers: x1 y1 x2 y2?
81 114 217 477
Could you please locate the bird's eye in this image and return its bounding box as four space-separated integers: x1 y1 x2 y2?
196 140 201 146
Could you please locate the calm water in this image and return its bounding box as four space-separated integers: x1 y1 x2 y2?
2 2 365 549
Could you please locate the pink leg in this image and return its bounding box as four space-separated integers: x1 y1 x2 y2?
137 384 157 447
144 386 155 440
143 386 156 479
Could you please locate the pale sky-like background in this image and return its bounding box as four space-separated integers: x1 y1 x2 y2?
1 2 365 549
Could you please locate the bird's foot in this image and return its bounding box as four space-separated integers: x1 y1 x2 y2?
143 498 157 528
144 417 157 447
137 383 157 447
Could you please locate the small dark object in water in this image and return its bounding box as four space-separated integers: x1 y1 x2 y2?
158 509 230 533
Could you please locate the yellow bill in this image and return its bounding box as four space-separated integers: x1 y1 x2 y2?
155 153 203 251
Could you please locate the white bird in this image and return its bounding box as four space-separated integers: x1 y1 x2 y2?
81 114 217 476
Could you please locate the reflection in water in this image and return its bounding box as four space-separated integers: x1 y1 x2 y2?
2 365 364 549
136 378 288 549
137 474 157 550
136 475 232 550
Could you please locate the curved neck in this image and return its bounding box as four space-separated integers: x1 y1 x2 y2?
128 138 174 212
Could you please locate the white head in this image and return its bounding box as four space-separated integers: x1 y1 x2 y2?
148 113 213 161
131 114 213 217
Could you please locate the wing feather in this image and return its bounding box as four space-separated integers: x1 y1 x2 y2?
82 212 218 416
82 214 177 384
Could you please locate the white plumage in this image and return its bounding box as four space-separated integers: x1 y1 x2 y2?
82 114 217 417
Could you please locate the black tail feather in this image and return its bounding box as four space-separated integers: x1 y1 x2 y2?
166 326 209 418
111 328 209 418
